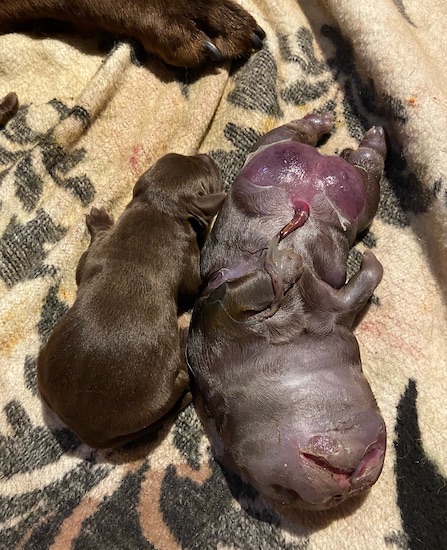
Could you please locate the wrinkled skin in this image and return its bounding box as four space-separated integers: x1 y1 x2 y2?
187 114 387 510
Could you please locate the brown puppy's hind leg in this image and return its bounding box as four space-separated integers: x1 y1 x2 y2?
85 206 114 241
75 207 114 285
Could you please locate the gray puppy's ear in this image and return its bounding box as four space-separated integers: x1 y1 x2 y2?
200 270 275 327
188 192 226 227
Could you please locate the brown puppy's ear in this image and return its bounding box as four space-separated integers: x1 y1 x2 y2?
188 192 226 228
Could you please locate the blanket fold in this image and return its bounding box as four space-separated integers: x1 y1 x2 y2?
0 1 445 548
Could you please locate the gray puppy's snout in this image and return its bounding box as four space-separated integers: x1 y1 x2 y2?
304 434 339 457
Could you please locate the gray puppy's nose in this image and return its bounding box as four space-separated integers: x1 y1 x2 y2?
301 427 386 491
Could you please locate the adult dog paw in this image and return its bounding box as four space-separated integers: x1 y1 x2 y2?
0 0 264 68
135 0 265 67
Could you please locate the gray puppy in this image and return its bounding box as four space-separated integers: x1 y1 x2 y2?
187 114 387 510
38 153 225 449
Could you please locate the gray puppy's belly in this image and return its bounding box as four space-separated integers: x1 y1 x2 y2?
188 114 387 510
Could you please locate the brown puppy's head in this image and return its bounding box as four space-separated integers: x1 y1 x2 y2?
133 153 226 228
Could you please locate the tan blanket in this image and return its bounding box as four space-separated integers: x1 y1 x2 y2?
1 0 446 548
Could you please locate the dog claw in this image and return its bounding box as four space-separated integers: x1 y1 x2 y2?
203 41 223 62
251 33 263 50
254 24 266 40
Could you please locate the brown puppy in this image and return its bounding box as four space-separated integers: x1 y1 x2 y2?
37 153 225 448
0 0 265 67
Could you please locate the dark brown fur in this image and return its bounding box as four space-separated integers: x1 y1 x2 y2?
37 153 225 448
0 0 264 67
0 92 18 126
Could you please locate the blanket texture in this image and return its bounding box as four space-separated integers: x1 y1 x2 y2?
1 0 446 548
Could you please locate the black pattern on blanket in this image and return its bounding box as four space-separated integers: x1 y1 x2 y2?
0 1 446 548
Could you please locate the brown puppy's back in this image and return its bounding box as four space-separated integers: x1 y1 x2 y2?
38 153 225 448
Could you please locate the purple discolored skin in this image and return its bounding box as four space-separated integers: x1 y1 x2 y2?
187 113 387 510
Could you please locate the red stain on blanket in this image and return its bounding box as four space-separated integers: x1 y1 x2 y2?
129 145 148 176
358 317 423 361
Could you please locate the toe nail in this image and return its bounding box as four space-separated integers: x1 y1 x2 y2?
251 33 263 50
254 24 266 40
203 41 223 62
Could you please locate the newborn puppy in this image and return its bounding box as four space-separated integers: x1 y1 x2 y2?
37 153 225 449
0 0 265 67
187 114 387 510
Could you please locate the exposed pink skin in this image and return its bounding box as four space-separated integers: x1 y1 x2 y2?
188 114 387 510
278 200 309 240
241 142 366 227
204 117 385 291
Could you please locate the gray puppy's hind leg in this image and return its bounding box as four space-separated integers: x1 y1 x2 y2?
204 242 302 324
249 113 334 153
265 235 303 303
343 127 387 230
335 250 383 327
293 250 382 334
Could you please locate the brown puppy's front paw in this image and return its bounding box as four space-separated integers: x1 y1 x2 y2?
85 206 114 238
139 0 265 67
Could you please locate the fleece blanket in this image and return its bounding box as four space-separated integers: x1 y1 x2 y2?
1 0 446 548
